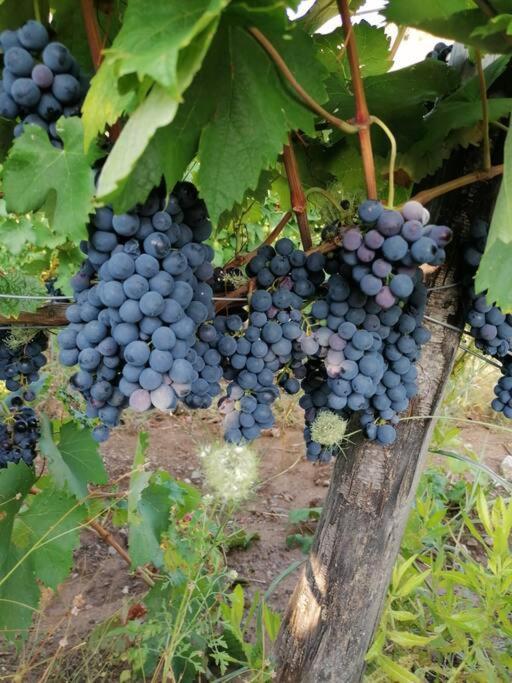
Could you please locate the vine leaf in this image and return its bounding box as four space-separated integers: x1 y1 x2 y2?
126 433 200 568
0 463 36 568
39 418 108 499
3 118 98 243
106 0 227 94
82 0 226 148
12 487 85 589
397 57 512 182
0 477 84 641
316 22 391 79
198 25 328 222
475 126 512 312
384 0 512 53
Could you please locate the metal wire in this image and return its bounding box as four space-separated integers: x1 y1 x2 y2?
0 293 71 301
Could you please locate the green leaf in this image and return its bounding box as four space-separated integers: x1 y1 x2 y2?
197 25 327 221
316 22 391 79
395 569 431 598
106 0 227 94
471 14 512 40
329 61 460 150
0 547 40 641
0 270 47 317
299 0 364 33
128 477 173 568
376 654 421 683
475 125 512 311
0 0 48 29
3 118 97 243
82 63 137 150
0 216 37 254
39 418 108 499
262 602 281 641
288 507 322 524
385 0 512 53
0 463 35 568
12 487 85 589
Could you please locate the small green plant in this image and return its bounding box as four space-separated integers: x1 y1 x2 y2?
365 470 512 682
84 436 277 682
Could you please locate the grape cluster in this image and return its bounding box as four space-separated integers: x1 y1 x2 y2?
213 239 324 443
59 182 216 442
0 395 40 468
426 42 453 63
463 218 512 358
0 330 48 391
0 20 85 145
492 357 512 419
289 200 447 455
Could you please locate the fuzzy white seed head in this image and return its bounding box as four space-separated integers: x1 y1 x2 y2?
311 411 348 447
199 441 259 504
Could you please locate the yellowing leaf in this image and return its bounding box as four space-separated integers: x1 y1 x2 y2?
395 569 431 598
376 654 421 683
388 630 436 647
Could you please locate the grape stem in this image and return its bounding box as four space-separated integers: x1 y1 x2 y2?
80 0 103 69
409 164 503 206
389 26 406 62
476 50 491 171
247 26 359 136
337 0 378 200
283 137 312 250
33 0 42 23
473 0 498 17
370 116 397 207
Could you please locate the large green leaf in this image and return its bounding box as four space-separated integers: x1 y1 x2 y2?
385 0 512 53
475 126 512 312
39 418 108 499
398 56 512 181
106 0 228 93
12 487 85 589
329 60 460 149
3 118 98 243
197 25 328 221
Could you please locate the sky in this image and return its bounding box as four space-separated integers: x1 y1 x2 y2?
292 0 440 70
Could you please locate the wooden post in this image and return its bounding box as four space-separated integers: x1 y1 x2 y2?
274 171 499 681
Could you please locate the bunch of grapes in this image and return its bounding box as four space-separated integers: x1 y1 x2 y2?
0 20 86 144
0 331 47 469
213 239 323 444
426 41 453 63
287 200 447 454
0 395 40 468
462 218 512 358
492 357 512 419
59 181 216 442
0 330 48 392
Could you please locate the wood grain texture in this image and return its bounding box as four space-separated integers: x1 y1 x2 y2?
0 303 68 326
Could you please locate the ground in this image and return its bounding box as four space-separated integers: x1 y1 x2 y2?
2 393 510 681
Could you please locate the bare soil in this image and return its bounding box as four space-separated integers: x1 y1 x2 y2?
1 404 510 681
